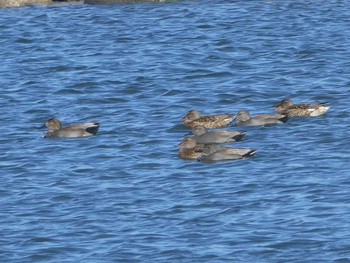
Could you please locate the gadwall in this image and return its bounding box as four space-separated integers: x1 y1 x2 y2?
199 149 256 163
182 110 235 129
191 125 246 144
179 137 256 162
275 99 330 117
235 110 289 127
198 142 256 163
44 118 100 138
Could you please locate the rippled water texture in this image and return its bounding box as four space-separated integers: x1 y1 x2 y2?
1 1 350 262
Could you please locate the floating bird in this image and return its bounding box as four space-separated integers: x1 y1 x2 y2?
44 118 100 138
199 148 256 163
275 99 330 117
179 137 256 162
182 110 235 129
235 110 289 127
198 142 256 163
190 125 246 144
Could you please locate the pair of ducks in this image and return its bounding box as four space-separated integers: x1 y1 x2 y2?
179 123 256 163
179 99 330 163
183 110 288 128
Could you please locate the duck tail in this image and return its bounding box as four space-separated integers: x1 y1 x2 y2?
243 149 256 158
279 115 290 123
86 123 100 135
233 131 247 142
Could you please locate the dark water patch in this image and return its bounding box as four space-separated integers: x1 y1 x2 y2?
15 37 33 44
52 88 85 95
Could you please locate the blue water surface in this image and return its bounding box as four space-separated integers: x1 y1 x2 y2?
1 0 350 262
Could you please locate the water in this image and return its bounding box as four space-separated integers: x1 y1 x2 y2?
1 1 350 262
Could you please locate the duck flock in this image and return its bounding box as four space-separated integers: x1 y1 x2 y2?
178 99 330 163
41 98 330 164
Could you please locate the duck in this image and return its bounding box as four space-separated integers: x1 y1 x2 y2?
235 110 289 127
275 99 330 117
179 137 256 162
44 118 100 138
191 125 246 144
182 110 235 129
198 143 256 163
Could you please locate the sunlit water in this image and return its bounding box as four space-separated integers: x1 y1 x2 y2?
1 1 350 262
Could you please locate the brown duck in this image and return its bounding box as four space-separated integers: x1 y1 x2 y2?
275 99 330 117
182 110 235 129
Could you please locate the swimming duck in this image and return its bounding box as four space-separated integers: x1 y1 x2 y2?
44 118 100 138
199 148 256 163
235 110 289 127
275 99 330 117
182 110 235 129
198 142 256 163
191 125 246 144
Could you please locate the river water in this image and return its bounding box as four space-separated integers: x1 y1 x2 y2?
1 0 350 262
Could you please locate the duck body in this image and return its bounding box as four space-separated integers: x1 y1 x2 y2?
44 118 100 138
254 113 288 120
275 99 330 117
182 110 235 129
235 110 288 127
199 148 256 163
191 125 246 144
201 144 256 156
